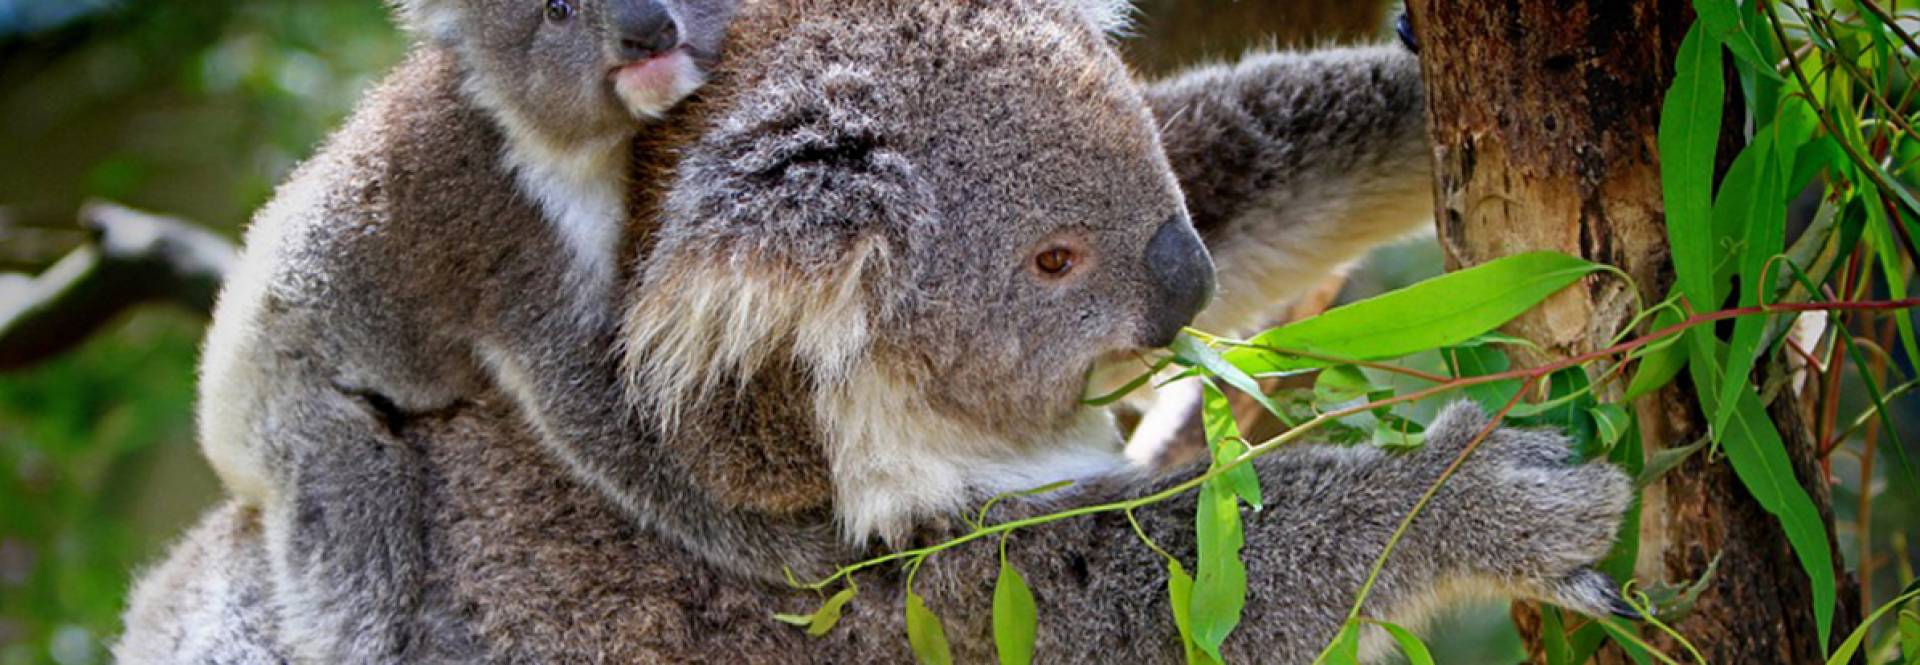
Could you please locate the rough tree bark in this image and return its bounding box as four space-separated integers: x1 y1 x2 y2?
1406 2 1861 662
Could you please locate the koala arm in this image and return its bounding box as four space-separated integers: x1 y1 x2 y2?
880 404 1632 663
1147 45 1433 336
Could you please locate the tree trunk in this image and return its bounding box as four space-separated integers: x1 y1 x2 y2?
1406 2 1860 662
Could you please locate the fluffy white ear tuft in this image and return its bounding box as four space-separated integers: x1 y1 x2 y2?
1074 0 1138 35
388 0 464 45
622 243 883 433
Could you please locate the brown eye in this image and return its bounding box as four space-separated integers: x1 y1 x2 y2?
546 0 574 22
1034 247 1076 276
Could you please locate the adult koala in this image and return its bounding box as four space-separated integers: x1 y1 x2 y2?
118 0 1634 662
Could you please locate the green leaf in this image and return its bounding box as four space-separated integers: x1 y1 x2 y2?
1312 365 1375 406
1825 581 1920 665
1201 380 1263 510
1323 621 1362 665
905 592 953 665
1637 437 1708 490
1624 307 1688 400
1224 252 1599 374
1714 99 1818 436
1539 608 1575 665
1660 19 1727 312
1083 355 1173 406
1166 560 1213 665
772 586 858 636
1590 404 1632 453
1690 0 1779 80
1371 415 1426 450
993 561 1038 665
1370 620 1435 665
1191 479 1247 661
1174 335 1295 428
1898 607 1919 665
1443 345 1522 412
1711 130 1782 436
1638 552 1720 624
1688 334 1835 647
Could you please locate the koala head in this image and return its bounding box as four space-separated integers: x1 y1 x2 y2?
393 0 738 150
626 0 1211 543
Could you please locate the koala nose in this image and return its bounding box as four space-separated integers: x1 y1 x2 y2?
1140 214 1216 348
615 0 680 61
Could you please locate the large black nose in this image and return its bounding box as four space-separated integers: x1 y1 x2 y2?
614 0 680 61
1140 214 1216 348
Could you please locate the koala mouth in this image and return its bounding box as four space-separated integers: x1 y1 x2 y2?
1083 348 1164 405
610 49 704 120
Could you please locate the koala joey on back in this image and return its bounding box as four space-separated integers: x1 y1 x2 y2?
189 0 733 660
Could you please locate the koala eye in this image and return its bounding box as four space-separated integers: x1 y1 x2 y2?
545 0 575 22
1034 247 1077 277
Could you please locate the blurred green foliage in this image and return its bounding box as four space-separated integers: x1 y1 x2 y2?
0 3 405 663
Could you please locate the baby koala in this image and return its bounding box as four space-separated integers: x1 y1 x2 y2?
191 0 734 660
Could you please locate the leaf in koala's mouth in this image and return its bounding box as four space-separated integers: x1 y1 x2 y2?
1082 351 1172 406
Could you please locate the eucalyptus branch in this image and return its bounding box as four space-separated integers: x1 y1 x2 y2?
795 297 1920 595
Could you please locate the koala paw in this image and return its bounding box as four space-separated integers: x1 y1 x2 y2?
1422 402 1639 619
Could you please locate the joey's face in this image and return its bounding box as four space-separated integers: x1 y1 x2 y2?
640 0 1214 442
401 0 737 147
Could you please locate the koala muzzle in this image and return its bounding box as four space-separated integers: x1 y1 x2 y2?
1140 214 1216 348
615 0 680 61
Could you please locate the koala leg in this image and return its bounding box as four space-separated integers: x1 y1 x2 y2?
259 384 440 664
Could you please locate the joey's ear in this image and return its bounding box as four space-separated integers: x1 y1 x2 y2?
388 0 464 45
1145 45 1434 335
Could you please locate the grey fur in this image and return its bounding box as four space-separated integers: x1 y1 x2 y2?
122 0 1632 662
187 0 738 661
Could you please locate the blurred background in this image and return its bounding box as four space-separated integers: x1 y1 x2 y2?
9 2 1907 664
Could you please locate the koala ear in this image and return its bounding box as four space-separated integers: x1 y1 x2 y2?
387 0 465 45
621 235 889 432
1073 0 1137 36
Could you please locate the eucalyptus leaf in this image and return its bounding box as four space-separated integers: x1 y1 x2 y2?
1165 560 1210 665
1638 552 1721 624
905 592 953 665
1174 335 1295 428
1443 344 1522 412
1201 381 1263 510
1660 20 1727 312
1371 415 1426 450
992 561 1038 665
772 586 858 637
1191 480 1247 661
1624 307 1688 401
1825 581 1920 665
1898 607 1919 664
1637 437 1709 490
1370 620 1435 665
1224 252 1599 374
1590 404 1632 453
1688 335 1835 646
1312 365 1375 406
1539 607 1575 665
1690 0 1780 80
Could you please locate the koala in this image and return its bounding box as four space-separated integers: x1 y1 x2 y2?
188 0 735 660
122 0 1635 662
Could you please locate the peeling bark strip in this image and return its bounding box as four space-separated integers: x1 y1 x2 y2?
1406 1 1859 662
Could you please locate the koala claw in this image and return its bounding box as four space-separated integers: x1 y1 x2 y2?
1544 567 1646 621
